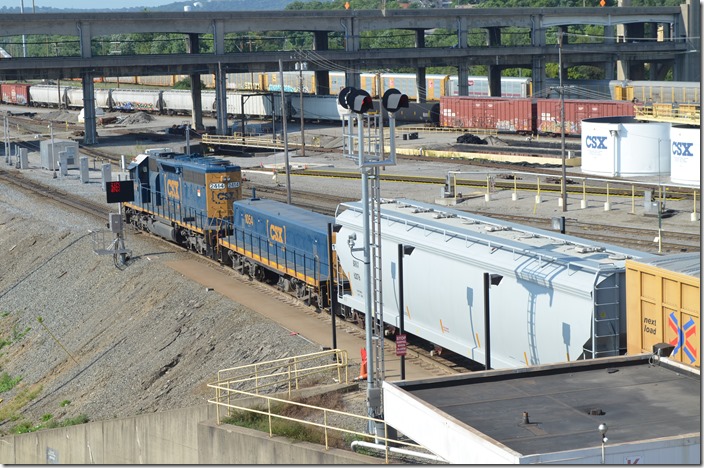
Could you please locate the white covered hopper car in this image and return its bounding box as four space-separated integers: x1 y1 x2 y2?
334 199 648 369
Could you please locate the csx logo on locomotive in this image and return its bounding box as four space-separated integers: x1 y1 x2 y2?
269 223 285 244
672 142 694 157
167 179 180 199
585 136 608 150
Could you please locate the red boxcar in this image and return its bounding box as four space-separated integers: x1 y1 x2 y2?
536 99 635 136
440 96 534 133
0 83 32 106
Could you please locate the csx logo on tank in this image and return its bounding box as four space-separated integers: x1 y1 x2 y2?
672 142 694 157
269 222 285 244
585 136 608 150
167 179 180 200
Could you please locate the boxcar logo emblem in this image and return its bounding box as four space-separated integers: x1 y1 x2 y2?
269 224 285 244
166 179 180 199
672 142 694 157
585 136 607 149
668 312 697 363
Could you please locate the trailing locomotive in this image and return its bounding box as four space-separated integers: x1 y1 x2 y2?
218 198 336 308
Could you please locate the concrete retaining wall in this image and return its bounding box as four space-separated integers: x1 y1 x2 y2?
0 400 377 463
0 405 212 464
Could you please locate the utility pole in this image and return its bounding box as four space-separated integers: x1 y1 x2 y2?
558 30 567 212
297 61 306 157
278 59 292 204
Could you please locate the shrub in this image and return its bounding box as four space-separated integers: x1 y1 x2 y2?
0 372 22 393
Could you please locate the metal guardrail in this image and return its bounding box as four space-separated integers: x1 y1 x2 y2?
207 348 430 463
202 133 303 150
214 349 349 398
635 104 700 125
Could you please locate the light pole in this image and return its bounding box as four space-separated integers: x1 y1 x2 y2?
296 61 306 157
277 59 291 204
20 1 27 58
598 423 608 464
397 244 415 380
483 272 503 370
657 138 662 253
558 30 567 212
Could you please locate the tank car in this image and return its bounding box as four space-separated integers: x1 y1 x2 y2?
333 198 648 370
218 197 334 308
124 151 242 255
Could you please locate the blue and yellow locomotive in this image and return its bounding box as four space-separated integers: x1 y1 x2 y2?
124 151 242 255
218 197 335 308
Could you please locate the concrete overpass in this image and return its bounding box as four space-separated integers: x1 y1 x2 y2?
0 2 698 142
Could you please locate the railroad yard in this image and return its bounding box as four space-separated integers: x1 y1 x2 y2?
0 105 700 455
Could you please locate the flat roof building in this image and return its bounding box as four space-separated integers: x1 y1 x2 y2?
383 355 700 464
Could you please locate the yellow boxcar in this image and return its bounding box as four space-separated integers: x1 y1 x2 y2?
626 254 700 368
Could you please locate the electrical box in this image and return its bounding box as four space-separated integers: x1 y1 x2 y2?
109 213 123 234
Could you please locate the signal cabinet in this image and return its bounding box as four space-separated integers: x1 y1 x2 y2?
626 255 700 368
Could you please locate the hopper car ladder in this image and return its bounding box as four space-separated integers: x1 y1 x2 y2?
583 271 622 359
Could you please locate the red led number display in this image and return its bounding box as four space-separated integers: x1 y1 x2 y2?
105 180 135 204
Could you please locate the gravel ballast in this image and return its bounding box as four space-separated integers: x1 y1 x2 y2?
0 181 327 431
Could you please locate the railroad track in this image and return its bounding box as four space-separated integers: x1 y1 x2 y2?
0 168 110 220
250 183 699 254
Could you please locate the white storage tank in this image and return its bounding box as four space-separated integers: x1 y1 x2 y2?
669 125 700 186
581 116 670 177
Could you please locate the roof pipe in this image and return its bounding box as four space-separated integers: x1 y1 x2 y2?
350 440 446 463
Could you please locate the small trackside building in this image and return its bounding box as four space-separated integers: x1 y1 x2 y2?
383 355 700 464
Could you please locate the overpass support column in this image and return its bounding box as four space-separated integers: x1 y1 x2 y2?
603 25 615 80
674 0 700 81
487 27 501 97
77 21 91 59
530 16 546 98
343 17 360 89
456 17 468 96
81 73 97 145
187 33 204 131
213 19 225 55
457 66 469 97
215 66 228 135
313 31 330 95
415 29 426 102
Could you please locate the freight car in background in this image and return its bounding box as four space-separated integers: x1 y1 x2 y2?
440 96 636 136
610 79 700 104
92 72 702 105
